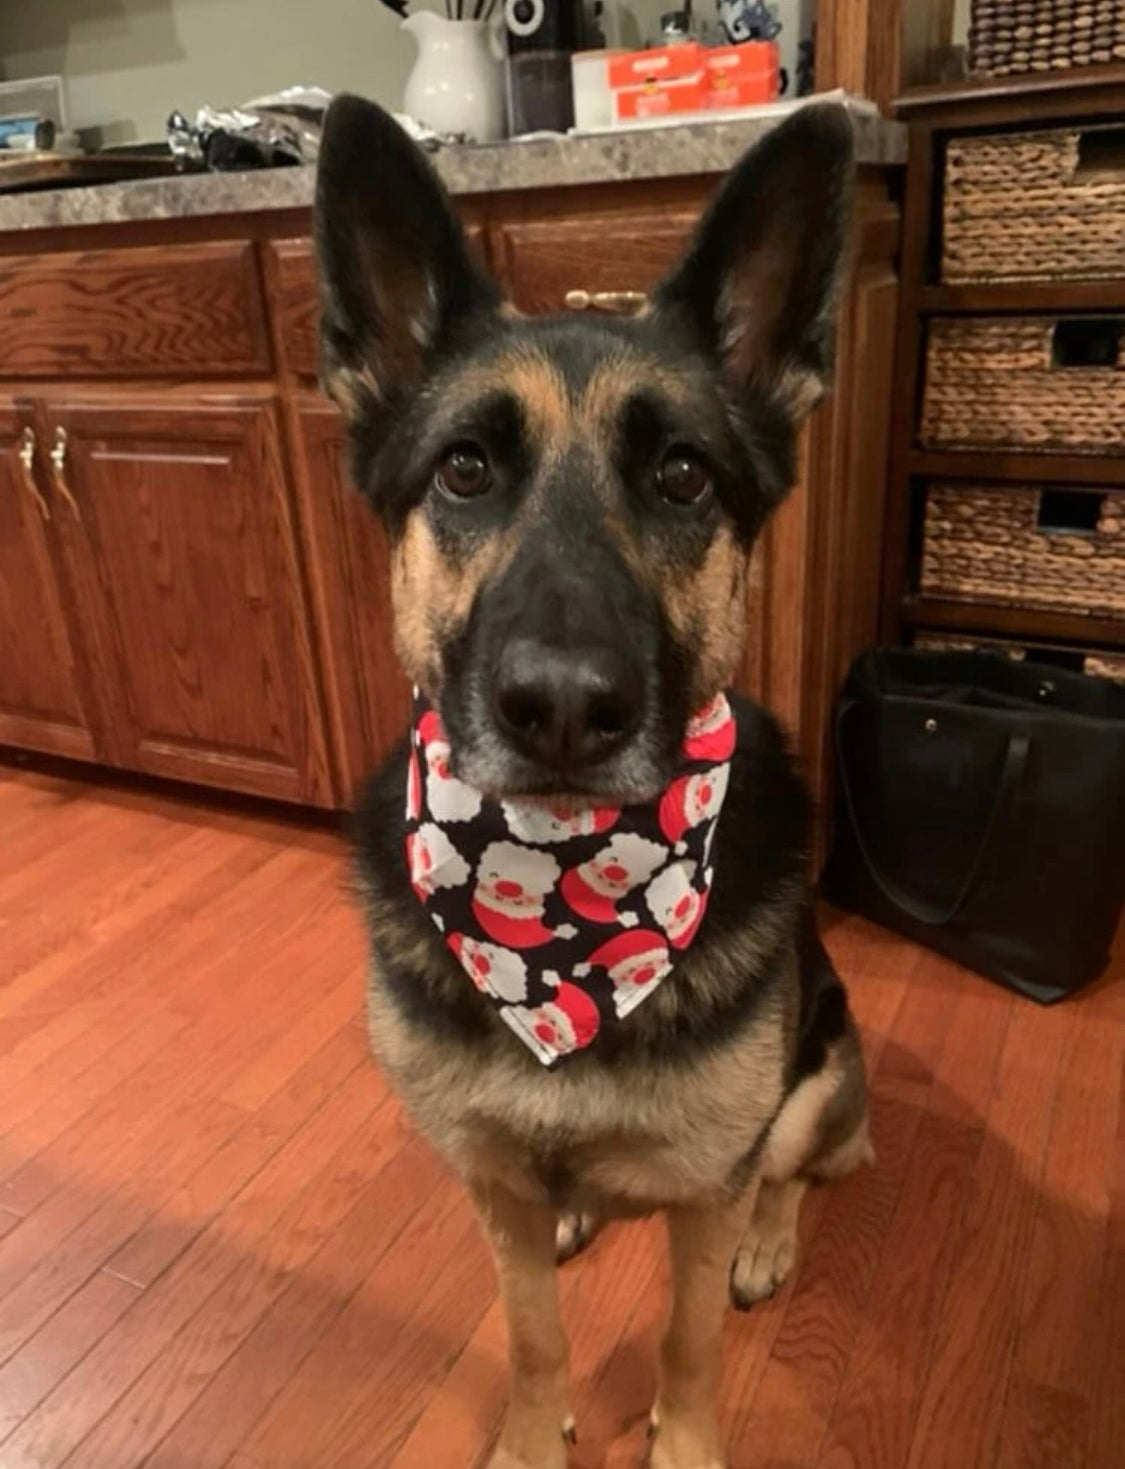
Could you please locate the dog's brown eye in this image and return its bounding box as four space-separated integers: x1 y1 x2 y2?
435 445 489 499
658 449 712 507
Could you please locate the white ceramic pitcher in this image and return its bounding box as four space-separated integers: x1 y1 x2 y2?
402 13 507 144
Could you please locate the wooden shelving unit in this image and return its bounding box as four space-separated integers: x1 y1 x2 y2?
907 450 1125 486
902 597 1125 651
881 67 1125 667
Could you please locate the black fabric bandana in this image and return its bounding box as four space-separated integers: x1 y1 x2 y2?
404 691 736 1066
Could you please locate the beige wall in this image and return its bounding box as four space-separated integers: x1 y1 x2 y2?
0 0 417 145
0 0 812 146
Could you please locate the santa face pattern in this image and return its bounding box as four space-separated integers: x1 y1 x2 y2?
405 694 735 1066
417 709 483 824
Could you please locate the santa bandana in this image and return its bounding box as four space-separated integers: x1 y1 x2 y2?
404 690 736 1067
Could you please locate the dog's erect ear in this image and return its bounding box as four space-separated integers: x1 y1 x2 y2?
653 104 854 422
315 94 499 415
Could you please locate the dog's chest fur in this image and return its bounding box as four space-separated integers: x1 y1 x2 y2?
354 695 817 1215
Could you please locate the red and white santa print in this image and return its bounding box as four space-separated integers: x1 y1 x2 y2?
500 978 600 1063
418 708 482 823
559 832 667 926
405 822 470 904
683 693 736 763
646 860 709 949
501 798 619 846
472 841 566 949
658 763 731 850
406 746 422 822
577 929 672 1018
447 932 529 1003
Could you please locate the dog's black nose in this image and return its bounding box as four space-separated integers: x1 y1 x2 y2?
493 638 644 769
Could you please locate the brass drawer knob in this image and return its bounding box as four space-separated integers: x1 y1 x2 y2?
564 289 647 314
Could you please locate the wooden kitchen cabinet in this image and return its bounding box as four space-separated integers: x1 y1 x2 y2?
34 393 334 805
0 400 100 761
289 399 410 798
0 142 902 820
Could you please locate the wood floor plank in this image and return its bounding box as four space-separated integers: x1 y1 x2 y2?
902 1000 1077 1469
0 829 278 1029
55 1081 395 1469
0 1092 248 1363
0 1058 376 1468
1005 1010 1123 1402
238 1172 489 1469
220 967 364 1113
816 1111 982 1469
0 851 346 1217
1084 1050 1125 1469
0 1003 190 1173
0 1271 141 1441
102 1022 371 1291
142 1117 439 1469
0 769 1120 1469
813 968 1016 1469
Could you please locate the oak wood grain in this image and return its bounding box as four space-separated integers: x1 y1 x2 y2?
0 400 98 760
0 242 270 379
492 210 695 315
41 392 335 805
287 398 410 797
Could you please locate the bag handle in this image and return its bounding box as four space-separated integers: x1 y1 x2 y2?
835 699 1031 927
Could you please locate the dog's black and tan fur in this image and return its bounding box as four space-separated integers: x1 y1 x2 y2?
316 95 872 1469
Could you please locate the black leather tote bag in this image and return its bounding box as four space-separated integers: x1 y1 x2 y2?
822 648 1125 1003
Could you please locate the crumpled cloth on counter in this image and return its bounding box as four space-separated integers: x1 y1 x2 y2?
168 86 467 170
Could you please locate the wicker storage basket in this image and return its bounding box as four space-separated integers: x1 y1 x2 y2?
920 316 1125 454
920 483 1125 617
969 1 1125 78
943 126 1125 283
915 633 1125 682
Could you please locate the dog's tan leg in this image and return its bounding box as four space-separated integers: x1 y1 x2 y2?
651 1190 754 1469
729 1022 873 1310
471 1178 572 1469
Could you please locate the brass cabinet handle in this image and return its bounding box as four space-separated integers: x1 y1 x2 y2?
564 289 647 314
49 426 81 520
17 427 50 521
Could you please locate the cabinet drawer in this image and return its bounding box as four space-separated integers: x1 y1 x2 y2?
0 241 270 378
920 315 1125 455
493 212 696 315
270 225 488 380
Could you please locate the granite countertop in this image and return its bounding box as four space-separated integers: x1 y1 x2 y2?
0 101 905 234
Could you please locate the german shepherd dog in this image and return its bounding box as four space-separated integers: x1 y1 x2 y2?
316 95 871 1469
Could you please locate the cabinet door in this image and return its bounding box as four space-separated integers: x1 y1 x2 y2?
290 399 410 797
44 395 334 806
492 210 697 314
0 400 99 760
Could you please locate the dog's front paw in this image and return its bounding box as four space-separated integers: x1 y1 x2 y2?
647 1406 727 1469
729 1218 798 1308
486 1411 575 1469
555 1210 599 1263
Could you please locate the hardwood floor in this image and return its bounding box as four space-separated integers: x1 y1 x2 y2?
0 764 1121 1469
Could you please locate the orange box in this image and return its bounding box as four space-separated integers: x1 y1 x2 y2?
704 41 780 107
608 43 705 88
614 73 708 121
